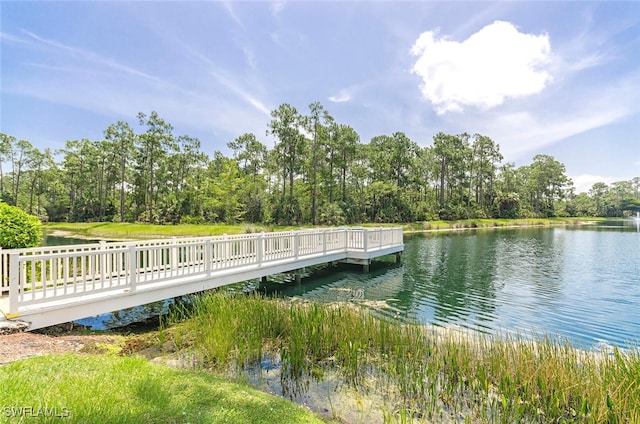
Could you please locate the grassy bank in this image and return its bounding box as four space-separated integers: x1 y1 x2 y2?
43 222 288 240
44 218 603 240
400 217 605 233
0 354 326 424
165 292 639 423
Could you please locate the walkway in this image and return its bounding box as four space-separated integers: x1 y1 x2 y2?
0 227 403 330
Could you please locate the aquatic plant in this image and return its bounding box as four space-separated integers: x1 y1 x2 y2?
169 292 640 423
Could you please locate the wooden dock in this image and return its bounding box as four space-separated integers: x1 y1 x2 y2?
0 227 403 330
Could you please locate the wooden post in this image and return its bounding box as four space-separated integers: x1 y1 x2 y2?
322 229 327 255
257 232 264 265
363 260 370 273
171 237 178 271
363 228 369 252
128 245 137 292
223 234 229 263
294 233 299 260
8 253 20 316
99 241 107 285
205 239 212 276
295 269 301 284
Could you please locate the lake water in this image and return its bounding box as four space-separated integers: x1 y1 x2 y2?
43 222 640 348
263 220 640 350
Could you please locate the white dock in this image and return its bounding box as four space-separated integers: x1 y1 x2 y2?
0 227 403 330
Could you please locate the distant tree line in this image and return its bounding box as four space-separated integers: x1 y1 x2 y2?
1 103 639 224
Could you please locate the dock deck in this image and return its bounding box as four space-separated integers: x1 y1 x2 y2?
0 227 403 330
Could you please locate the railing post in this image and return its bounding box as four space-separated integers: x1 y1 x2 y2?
0 247 5 293
294 232 299 259
8 252 19 315
322 229 327 255
363 228 369 252
205 239 212 276
128 245 137 292
379 227 383 248
99 241 107 278
171 237 178 271
345 228 349 252
257 232 264 265
223 234 229 263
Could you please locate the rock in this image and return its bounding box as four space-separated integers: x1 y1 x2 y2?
0 320 30 335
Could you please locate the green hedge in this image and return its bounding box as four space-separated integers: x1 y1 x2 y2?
0 202 42 248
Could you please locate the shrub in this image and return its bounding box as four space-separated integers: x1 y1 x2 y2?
0 202 43 248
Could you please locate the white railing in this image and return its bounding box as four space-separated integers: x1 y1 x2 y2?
1 227 403 315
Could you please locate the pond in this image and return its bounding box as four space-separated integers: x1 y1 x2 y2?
263 220 640 350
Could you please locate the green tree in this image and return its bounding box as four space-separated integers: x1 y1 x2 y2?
267 104 305 224
469 134 502 216
135 111 176 223
304 101 333 225
0 133 14 201
227 133 268 223
9 139 35 207
104 121 136 221
524 154 569 217
431 132 471 218
228 133 267 177
589 182 609 217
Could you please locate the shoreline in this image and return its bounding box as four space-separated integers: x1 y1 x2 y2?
44 218 604 241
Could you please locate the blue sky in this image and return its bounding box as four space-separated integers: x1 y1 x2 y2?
2 1 639 193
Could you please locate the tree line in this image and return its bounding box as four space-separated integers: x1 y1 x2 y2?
1 103 639 225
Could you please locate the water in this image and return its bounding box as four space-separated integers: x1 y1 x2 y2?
264 221 640 350
42 224 640 348
41 234 98 246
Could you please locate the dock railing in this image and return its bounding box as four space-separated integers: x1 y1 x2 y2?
1 227 403 316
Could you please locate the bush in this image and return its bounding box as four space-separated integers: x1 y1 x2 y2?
0 202 43 248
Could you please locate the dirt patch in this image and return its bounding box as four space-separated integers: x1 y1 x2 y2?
0 332 123 364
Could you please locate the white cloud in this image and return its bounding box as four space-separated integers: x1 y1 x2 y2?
328 89 352 103
570 174 623 194
410 21 552 114
20 30 160 82
221 1 244 28
475 106 628 161
243 47 257 70
270 1 286 18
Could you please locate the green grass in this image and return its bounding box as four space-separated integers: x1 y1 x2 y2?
167 292 640 423
401 217 605 233
0 354 326 424
43 222 293 240
44 218 602 241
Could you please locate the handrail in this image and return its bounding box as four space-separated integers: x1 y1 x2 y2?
1 227 403 315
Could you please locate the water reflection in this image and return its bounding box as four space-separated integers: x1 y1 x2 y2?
267 224 640 350
46 225 640 349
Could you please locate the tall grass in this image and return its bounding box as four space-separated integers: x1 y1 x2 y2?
169 292 640 423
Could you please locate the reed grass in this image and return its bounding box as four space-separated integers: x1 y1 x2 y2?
169 292 640 423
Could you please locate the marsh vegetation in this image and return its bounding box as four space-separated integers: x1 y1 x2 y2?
165 292 640 423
